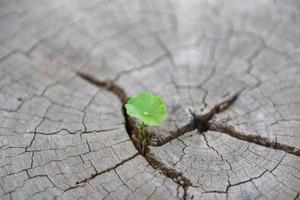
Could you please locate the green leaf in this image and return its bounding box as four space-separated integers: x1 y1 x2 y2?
125 92 168 126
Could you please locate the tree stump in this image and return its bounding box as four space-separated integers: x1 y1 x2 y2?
0 0 299 199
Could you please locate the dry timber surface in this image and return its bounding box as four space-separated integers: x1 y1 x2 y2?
0 0 300 199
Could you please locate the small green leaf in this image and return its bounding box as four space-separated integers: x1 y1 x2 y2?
125 92 168 126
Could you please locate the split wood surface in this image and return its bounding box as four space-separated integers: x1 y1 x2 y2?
0 0 299 199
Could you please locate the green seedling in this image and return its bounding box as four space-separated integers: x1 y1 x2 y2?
125 92 168 141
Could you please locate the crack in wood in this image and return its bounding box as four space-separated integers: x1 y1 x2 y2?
76 70 300 200
156 91 300 157
155 122 195 146
203 152 287 195
209 123 300 156
75 152 139 185
77 71 195 199
156 93 240 146
146 152 195 200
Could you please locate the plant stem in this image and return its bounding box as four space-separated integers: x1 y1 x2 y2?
140 122 148 141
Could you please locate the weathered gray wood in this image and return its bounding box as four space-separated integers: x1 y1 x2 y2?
1 0 300 199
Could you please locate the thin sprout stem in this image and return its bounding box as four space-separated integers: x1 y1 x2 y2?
140 122 148 141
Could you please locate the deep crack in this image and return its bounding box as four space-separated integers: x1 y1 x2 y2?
209 123 300 156
155 122 195 146
76 70 300 200
146 153 194 200
157 93 240 146
77 71 195 199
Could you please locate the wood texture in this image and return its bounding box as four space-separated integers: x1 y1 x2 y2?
0 0 300 199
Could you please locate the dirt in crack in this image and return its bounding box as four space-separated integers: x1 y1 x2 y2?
156 93 240 146
76 71 194 199
155 92 300 157
209 123 300 156
77 70 300 199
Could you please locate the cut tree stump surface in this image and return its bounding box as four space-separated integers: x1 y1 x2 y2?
0 0 300 199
